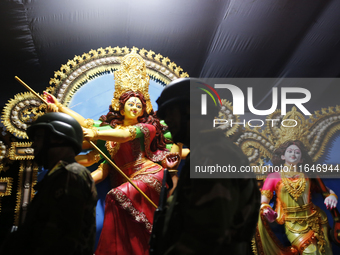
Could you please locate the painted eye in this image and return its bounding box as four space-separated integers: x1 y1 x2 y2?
137 105 142 109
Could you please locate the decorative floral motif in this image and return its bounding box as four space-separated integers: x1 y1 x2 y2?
127 126 137 140
281 172 306 201
285 208 326 254
84 118 94 128
109 189 152 233
106 141 121 159
136 123 168 162
132 174 162 194
232 106 340 165
261 190 273 200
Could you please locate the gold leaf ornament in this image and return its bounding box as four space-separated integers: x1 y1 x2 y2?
111 49 153 114
275 107 311 150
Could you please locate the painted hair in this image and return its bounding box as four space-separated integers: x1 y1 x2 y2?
271 140 313 167
100 91 170 151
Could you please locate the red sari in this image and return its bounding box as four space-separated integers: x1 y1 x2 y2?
95 123 168 255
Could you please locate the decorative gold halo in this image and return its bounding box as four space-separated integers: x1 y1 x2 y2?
1 92 45 139
47 46 189 107
215 99 241 137
229 106 340 165
275 107 310 150
1 46 189 139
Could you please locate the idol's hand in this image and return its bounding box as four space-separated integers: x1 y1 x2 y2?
82 127 98 141
325 194 338 210
44 92 61 112
163 152 180 169
263 207 277 223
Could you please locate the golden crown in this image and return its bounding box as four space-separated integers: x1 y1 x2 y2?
275 106 311 150
111 49 152 114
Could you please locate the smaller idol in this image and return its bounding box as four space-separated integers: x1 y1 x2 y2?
255 113 337 255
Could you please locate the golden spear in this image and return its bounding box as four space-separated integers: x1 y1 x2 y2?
14 76 158 209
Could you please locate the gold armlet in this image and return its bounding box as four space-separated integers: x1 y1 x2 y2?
260 203 272 210
168 169 178 173
84 118 95 128
90 127 99 139
127 126 137 140
327 193 338 200
261 190 273 200
89 150 101 163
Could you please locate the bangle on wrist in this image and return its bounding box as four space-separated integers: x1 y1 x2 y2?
98 163 104 170
127 126 137 140
89 150 101 163
260 203 272 210
90 127 99 139
261 190 273 200
84 118 94 128
327 193 338 200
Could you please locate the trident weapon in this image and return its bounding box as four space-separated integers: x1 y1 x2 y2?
14 76 158 209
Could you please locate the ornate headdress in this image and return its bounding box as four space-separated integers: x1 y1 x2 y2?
111 49 152 114
275 106 311 150
221 95 340 166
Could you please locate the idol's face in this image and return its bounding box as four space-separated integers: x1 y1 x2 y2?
123 97 143 120
281 144 303 166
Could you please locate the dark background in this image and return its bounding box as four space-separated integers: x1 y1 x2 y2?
1 0 340 252
1 0 340 110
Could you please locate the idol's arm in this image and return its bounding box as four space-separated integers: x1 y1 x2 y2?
83 127 134 143
181 148 190 160
163 143 182 170
325 187 338 209
75 150 100 167
91 163 110 184
261 195 277 223
44 92 90 127
260 174 279 222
